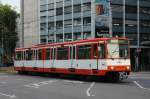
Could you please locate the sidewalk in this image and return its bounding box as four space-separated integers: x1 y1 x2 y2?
0 67 16 73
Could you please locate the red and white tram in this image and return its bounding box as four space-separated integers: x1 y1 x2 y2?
14 38 131 81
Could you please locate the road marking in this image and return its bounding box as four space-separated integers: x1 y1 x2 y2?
130 77 150 79
0 92 17 98
133 81 150 91
24 80 57 88
133 81 143 89
86 82 95 97
0 82 7 84
63 80 84 84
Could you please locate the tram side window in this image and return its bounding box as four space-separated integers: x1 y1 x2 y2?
98 44 105 59
38 49 42 60
51 48 56 59
16 52 22 60
26 50 33 60
46 48 51 60
92 44 98 59
57 47 68 60
70 46 76 59
77 45 91 59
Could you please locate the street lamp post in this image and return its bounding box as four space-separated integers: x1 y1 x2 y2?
135 0 140 71
123 0 126 37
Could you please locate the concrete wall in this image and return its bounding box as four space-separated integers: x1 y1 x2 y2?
21 0 40 47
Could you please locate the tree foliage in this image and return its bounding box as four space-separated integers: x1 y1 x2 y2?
0 4 19 63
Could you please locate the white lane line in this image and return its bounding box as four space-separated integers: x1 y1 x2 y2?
63 80 84 84
0 92 17 98
130 77 150 79
133 81 143 89
24 80 57 88
86 82 95 97
133 81 150 91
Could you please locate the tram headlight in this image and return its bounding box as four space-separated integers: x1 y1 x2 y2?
110 66 114 70
126 66 130 70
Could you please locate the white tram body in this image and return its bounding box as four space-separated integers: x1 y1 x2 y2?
14 38 131 80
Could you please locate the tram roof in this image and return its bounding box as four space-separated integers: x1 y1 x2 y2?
15 37 127 51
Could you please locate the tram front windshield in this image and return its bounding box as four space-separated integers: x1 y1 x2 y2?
107 39 129 59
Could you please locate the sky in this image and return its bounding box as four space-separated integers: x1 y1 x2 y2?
0 0 20 13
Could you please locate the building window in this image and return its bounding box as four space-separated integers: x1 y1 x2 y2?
48 22 54 29
125 20 137 27
64 0 71 2
56 1 63 8
40 16 46 23
73 32 81 40
41 37 47 44
74 18 81 26
141 21 150 27
74 5 81 13
40 23 46 30
56 7 63 15
56 21 63 29
49 10 55 17
126 6 137 13
48 3 54 10
111 4 123 13
83 17 91 25
40 5 47 12
56 34 63 42
113 19 123 26
140 7 150 15
64 6 72 14
83 32 91 39
64 19 72 27
83 3 91 12
65 33 72 41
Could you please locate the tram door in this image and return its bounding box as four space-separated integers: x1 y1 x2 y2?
33 49 37 69
23 50 28 69
22 51 25 68
91 44 99 70
51 47 56 68
69 46 76 70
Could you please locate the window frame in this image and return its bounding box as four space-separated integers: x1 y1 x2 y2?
56 46 69 60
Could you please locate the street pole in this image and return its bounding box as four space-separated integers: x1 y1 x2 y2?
136 0 140 71
123 0 126 37
109 0 113 37
21 0 24 47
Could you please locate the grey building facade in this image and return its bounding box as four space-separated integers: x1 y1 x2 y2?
21 0 150 71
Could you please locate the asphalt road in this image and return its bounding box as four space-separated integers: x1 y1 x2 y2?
0 72 150 99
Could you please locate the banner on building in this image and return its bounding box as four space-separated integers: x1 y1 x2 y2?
95 0 112 37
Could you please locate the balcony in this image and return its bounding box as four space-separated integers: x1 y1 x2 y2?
83 11 91 17
64 26 72 33
64 14 72 20
73 26 82 33
73 13 81 19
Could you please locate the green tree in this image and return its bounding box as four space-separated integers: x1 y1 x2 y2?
0 4 19 64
